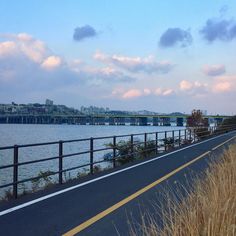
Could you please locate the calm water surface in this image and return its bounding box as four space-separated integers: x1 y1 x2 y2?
0 124 184 146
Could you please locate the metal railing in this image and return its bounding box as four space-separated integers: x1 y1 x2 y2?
0 124 236 199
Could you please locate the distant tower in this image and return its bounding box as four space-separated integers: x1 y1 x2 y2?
45 99 53 106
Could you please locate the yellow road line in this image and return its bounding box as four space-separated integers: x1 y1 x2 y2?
63 135 236 236
211 136 236 151
63 151 211 236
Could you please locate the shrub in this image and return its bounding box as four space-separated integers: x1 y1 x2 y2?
137 141 157 159
93 165 102 173
106 139 157 165
31 170 55 192
162 137 175 150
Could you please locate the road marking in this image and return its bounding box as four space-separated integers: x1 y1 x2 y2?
211 136 236 150
63 150 211 236
0 132 235 217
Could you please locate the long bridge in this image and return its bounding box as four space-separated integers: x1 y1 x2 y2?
0 114 229 126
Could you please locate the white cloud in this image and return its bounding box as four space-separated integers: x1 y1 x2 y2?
212 75 236 93
179 80 208 95
100 67 117 75
179 80 193 91
0 41 16 57
154 88 174 96
213 81 231 92
122 89 142 99
143 88 151 95
21 40 47 63
112 87 174 99
94 51 174 74
17 33 33 42
154 88 162 95
94 51 107 61
162 88 174 96
0 33 48 63
0 33 135 87
41 56 62 70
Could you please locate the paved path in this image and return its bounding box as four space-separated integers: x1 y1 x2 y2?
0 131 235 236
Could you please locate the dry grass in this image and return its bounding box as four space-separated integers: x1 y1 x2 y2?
130 142 236 236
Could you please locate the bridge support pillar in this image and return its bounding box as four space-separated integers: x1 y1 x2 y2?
109 117 115 125
138 117 147 126
130 117 137 125
161 117 171 126
153 117 159 126
0 116 7 123
89 117 95 125
176 117 184 126
78 117 86 125
98 117 105 125
117 117 125 125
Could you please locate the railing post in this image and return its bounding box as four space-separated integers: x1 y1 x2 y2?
179 130 181 147
13 145 18 199
113 136 116 168
193 128 196 142
90 138 94 174
144 133 147 158
172 130 175 148
189 129 192 142
59 141 63 184
155 132 158 155
164 131 167 151
184 129 187 142
130 134 134 159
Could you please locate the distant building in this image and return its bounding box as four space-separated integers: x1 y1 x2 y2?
80 105 108 114
45 99 53 106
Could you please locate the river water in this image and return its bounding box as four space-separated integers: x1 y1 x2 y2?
0 124 185 197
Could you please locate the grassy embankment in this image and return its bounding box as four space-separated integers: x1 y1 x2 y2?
131 142 236 236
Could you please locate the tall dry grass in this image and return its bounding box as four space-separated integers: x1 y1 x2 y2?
130 143 236 236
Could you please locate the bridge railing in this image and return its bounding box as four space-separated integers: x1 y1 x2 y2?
0 124 236 199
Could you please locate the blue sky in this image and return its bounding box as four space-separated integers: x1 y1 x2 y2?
0 1 236 114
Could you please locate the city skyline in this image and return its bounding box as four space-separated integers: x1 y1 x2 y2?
0 1 236 114
0 100 211 116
